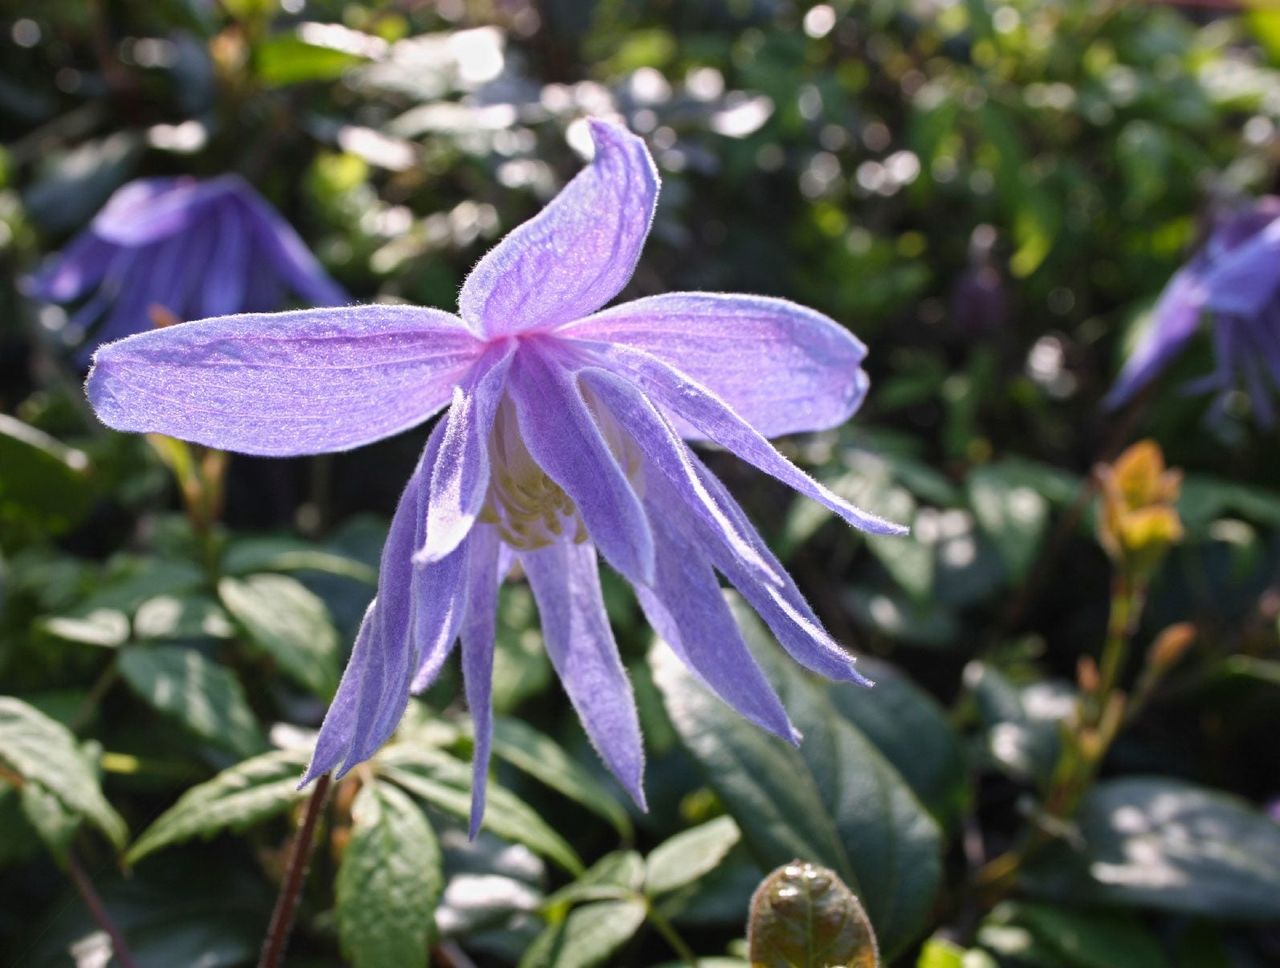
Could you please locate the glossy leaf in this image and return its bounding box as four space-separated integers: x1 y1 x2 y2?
748 861 879 968
218 573 340 696
645 815 742 897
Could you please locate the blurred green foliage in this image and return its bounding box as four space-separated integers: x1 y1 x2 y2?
3 0 1280 965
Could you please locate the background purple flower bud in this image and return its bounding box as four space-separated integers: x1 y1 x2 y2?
24 174 346 359
1106 196 1280 423
949 225 1008 339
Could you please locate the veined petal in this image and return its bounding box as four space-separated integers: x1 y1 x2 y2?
303 449 428 784
239 185 348 307
522 540 646 808
637 498 798 743
419 341 516 563
458 119 659 337
459 525 502 838
687 456 872 686
1106 263 1207 410
508 341 654 585
584 341 906 536
87 305 484 456
575 365 777 580
90 177 211 246
566 292 869 438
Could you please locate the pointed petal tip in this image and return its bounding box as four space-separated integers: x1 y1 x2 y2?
787 726 804 747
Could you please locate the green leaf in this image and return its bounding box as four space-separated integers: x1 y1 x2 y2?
118 645 267 757
1178 476 1280 535
916 937 997 968
966 463 1050 582
645 815 741 897
986 902 1168 968
0 697 126 849
519 898 647 968
651 599 943 959
379 745 583 875
218 574 340 696
221 535 376 583
255 33 368 87
127 748 310 864
0 414 95 539
20 780 80 859
133 594 235 640
491 716 632 838
845 587 959 648
336 780 442 968
828 658 970 832
546 850 644 912
965 661 1071 788
1027 777 1280 920
748 861 880 968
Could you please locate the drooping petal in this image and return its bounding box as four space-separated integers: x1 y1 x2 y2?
239 184 348 307
24 233 118 302
1202 215 1280 317
458 119 659 338
90 178 210 246
566 292 869 438
303 448 429 784
686 454 872 686
87 305 484 455
419 342 516 563
507 341 654 585
636 493 798 743
522 540 646 808
1106 263 1208 409
458 525 502 838
201 200 250 318
575 365 776 580
584 340 906 536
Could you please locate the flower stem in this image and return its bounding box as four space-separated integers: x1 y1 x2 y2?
66 852 138 968
258 773 331 968
644 899 699 966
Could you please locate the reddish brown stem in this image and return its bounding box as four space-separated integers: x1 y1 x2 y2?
66 853 137 968
257 774 331 968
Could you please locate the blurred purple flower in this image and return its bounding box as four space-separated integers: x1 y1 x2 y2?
1107 197 1280 423
26 175 345 358
86 120 903 832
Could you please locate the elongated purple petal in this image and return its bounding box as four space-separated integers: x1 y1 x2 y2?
522 540 646 808
419 342 516 563
1106 263 1207 409
575 365 777 580
87 306 484 455
686 454 872 686
90 178 210 245
508 341 654 585
584 341 906 536
566 292 868 438
1202 216 1280 317
201 200 250 318
303 449 429 784
239 185 348 307
459 525 501 838
637 496 798 743
458 119 658 337
24 233 118 302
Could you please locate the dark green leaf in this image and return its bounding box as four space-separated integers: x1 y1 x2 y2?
20 780 80 859
0 697 126 848
218 574 340 696
987 902 1168 968
748 861 879 968
645 815 741 897
0 414 95 539
41 557 206 648
519 898 647 968
127 748 310 863
336 780 442 968
118 645 266 757
967 463 1050 582
221 535 376 583
546 850 644 911
133 594 235 640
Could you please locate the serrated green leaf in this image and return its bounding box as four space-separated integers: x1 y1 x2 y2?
379 746 583 875
645 815 741 897
118 645 266 757
336 780 442 968
127 748 310 864
651 598 942 959
519 898 647 968
748 861 879 968
491 716 632 838
0 697 125 849
20 780 80 859
133 593 234 640
218 574 340 696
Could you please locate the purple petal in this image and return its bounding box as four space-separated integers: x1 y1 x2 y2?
507 341 655 585
1106 263 1208 409
301 602 377 785
1202 215 1280 317
24 233 118 302
459 525 502 838
87 305 484 456
584 341 906 537
566 292 869 438
238 182 347 307
522 540 646 808
201 200 250 318
458 119 658 337
90 177 212 246
636 498 798 743
419 342 516 563
575 365 777 580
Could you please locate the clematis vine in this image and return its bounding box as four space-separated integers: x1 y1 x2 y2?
86 120 904 833
1106 196 1280 424
27 175 345 358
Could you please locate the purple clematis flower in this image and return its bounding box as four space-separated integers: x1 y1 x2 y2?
85 120 904 833
27 174 346 359
1106 197 1280 424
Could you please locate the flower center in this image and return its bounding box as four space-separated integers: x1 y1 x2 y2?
478 391 643 551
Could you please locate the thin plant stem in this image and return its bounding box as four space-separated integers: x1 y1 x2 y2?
66 852 138 968
645 899 699 967
258 773 331 968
